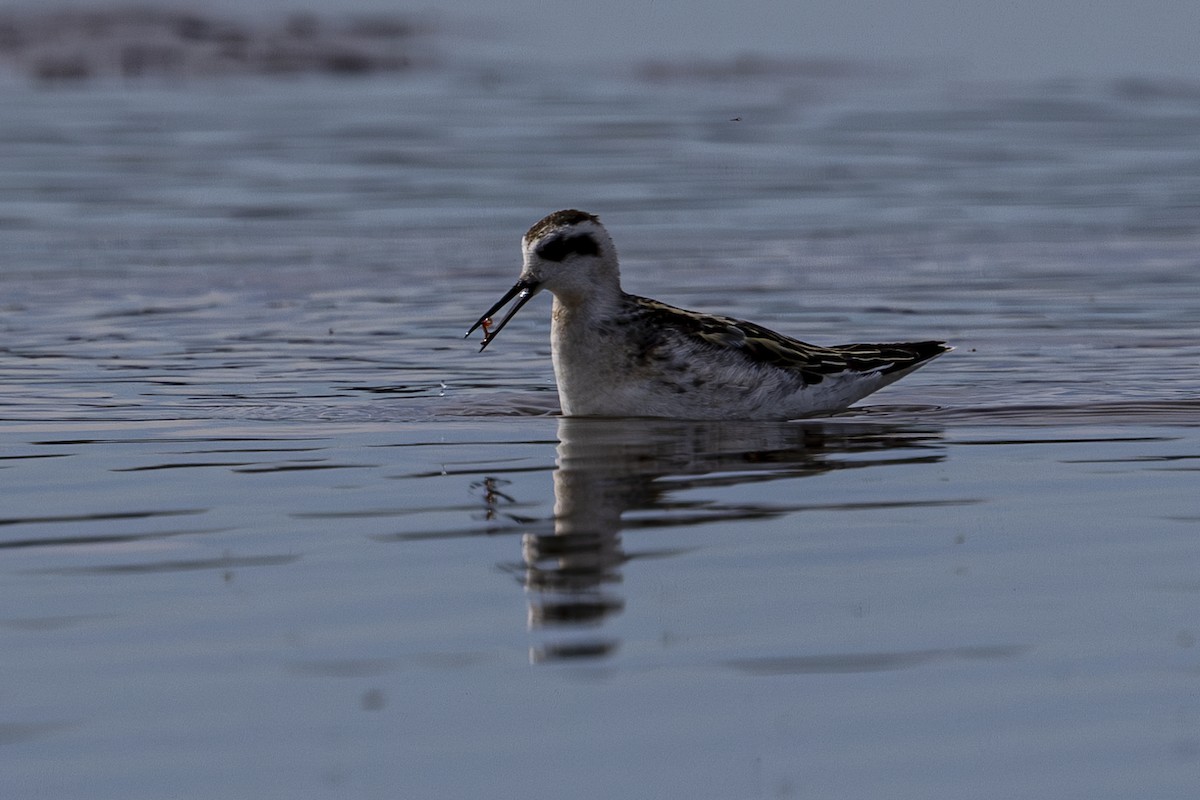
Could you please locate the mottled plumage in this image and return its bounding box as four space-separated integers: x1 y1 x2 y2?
468 210 950 420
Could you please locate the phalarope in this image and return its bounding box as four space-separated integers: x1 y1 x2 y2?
467 210 950 420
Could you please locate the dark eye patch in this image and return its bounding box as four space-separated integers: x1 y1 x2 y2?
536 233 599 262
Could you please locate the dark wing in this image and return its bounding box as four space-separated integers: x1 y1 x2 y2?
629 296 949 386
824 340 953 377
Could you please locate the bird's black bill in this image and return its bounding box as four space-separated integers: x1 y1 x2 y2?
465 280 540 351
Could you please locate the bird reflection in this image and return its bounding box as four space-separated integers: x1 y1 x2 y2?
499 416 945 664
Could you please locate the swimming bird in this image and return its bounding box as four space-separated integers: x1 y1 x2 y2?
467 210 950 420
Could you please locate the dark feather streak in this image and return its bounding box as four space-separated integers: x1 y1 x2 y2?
536 233 600 263
622 296 949 387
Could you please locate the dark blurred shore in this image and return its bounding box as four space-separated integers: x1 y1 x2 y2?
0 6 434 83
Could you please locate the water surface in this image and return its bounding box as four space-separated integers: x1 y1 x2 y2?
3 56 1200 799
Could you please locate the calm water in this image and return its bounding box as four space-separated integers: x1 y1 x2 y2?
3 57 1200 798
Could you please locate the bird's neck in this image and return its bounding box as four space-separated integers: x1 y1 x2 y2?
549 268 624 314
551 285 625 325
